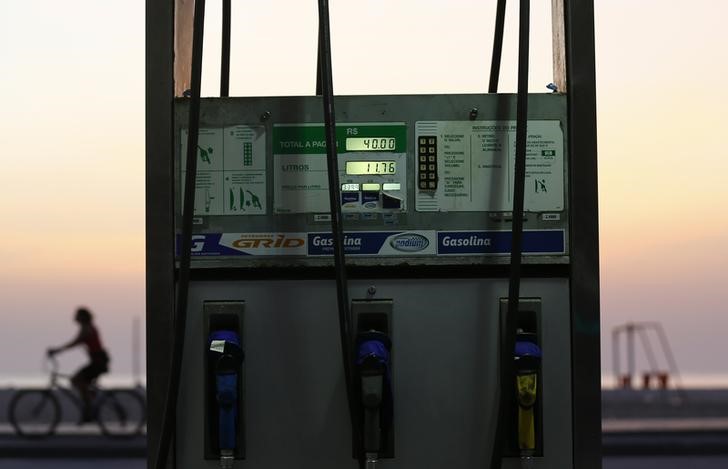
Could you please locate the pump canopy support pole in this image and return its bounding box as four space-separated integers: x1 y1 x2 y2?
565 0 601 466
154 1 206 468
316 0 362 466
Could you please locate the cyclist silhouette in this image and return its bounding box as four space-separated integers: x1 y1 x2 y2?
47 307 110 422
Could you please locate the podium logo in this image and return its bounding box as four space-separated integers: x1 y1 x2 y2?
389 233 429 252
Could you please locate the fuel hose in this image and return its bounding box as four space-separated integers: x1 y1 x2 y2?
489 0 507 93
490 0 530 467
220 0 231 97
316 1 363 467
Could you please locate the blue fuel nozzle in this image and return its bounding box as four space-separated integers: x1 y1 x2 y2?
356 331 392 458
209 331 244 467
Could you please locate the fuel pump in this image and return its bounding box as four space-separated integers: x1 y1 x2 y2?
147 1 601 468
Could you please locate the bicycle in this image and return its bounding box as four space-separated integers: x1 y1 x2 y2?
7 356 146 438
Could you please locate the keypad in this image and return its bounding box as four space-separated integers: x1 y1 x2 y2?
418 136 438 190
243 142 253 166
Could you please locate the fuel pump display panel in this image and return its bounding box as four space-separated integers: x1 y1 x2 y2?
345 138 397 152
272 123 407 215
345 161 397 174
174 94 569 267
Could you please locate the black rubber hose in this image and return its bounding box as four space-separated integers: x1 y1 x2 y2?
490 0 529 467
316 19 323 96
488 0 507 93
220 0 231 97
316 1 362 466
154 1 206 468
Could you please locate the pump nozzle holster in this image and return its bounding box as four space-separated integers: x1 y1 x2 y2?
356 331 393 456
514 338 541 453
209 331 244 453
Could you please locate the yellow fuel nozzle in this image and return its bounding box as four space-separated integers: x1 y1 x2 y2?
514 331 541 455
516 371 538 452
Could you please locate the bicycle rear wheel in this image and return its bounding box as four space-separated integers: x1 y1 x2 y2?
96 389 146 437
8 389 61 438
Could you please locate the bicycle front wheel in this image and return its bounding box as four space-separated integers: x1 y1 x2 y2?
8 389 61 438
96 389 146 438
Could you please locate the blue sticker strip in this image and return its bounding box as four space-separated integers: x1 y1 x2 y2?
176 234 251 257
179 230 565 256
437 230 564 255
308 232 398 256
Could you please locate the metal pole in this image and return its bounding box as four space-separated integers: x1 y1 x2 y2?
612 328 620 388
654 323 683 389
133 316 141 387
637 327 659 373
626 323 635 387
154 1 206 467
565 0 602 463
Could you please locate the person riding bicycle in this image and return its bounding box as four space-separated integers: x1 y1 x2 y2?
47 307 110 421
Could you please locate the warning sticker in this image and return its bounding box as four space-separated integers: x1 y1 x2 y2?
415 121 564 213
181 125 267 216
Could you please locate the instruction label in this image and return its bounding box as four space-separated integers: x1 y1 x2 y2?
415 121 564 212
181 125 266 216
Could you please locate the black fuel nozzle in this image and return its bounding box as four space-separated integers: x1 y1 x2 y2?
356 331 392 462
514 329 542 455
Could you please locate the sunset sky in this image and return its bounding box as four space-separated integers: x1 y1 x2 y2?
1 0 727 385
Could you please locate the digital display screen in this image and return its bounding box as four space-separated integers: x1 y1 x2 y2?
346 137 396 151
345 161 396 175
